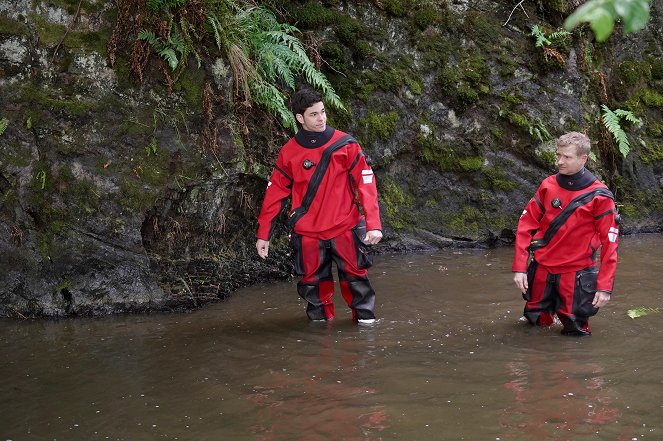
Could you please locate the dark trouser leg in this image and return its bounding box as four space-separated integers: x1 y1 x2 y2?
297 281 334 320
332 228 376 321
557 266 599 336
523 261 556 326
297 235 335 321
340 279 376 320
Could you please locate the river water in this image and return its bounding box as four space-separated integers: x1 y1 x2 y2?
2 234 662 441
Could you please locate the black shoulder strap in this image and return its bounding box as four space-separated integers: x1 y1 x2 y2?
288 134 356 227
529 187 614 251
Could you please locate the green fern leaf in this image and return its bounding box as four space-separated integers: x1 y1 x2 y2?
138 30 159 46
0 118 8 136
159 48 179 70
548 30 571 41
531 25 551 47
601 105 631 157
615 108 642 125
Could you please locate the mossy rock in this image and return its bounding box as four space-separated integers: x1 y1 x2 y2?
379 178 414 230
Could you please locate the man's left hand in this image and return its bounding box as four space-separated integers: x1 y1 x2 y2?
364 229 383 245
592 290 611 308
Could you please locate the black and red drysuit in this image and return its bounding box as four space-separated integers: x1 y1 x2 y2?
257 127 382 321
512 168 619 335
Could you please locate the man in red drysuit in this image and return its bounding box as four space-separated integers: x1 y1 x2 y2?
512 132 619 335
256 89 382 323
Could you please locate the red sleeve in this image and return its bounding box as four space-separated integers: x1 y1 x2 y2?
256 153 292 241
594 196 619 292
512 187 545 272
348 144 382 231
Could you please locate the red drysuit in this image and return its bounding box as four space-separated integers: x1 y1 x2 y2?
257 127 382 321
512 169 619 334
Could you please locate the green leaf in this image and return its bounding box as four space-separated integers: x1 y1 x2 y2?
0 117 8 136
590 7 616 42
627 307 661 319
564 0 651 42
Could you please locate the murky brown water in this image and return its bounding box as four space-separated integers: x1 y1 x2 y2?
2 234 662 441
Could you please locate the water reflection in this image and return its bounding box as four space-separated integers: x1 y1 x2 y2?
501 356 625 440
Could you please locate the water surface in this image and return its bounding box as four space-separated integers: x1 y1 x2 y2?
2 235 662 440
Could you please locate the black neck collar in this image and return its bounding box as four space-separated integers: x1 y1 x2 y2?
556 167 596 190
295 126 335 148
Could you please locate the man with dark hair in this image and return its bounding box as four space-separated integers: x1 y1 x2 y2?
256 89 383 323
512 131 620 335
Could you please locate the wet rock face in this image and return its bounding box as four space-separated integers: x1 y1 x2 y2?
1 0 662 317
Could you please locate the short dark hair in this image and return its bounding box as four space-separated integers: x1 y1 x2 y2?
291 89 323 116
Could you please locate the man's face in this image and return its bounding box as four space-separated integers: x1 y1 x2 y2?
296 101 326 132
556 144 587 175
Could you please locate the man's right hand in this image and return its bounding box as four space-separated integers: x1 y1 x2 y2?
256 239 270 259
513 272 528 293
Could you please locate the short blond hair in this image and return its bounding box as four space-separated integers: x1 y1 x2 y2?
556 132 591 157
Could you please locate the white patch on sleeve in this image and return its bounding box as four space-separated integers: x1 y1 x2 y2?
520 209 527 218
361 169 374 184
267 181 272 189
608 226 619 243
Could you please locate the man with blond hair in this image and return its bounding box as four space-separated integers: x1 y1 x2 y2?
512 132 620 335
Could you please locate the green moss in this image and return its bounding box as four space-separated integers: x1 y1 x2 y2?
640 88 663 107
370 56 423 95
437 54 490 112
56 166 102 216
651 58 663 80
542 0 568 13
335 15 366 47
409 4 446 31
140 143 170 186
63 29 111 55
1 143 31 167
357 110 399 147
383 0 407 17
117 178 158 211
0 14 29 35
461 11 503 49
617 59 650 87
379 178 414 230
489 127 504 139
320 42 350 73
499 91 524 106
417 134 483 173
647 121 663 137
175 65 205 108
639 143 663 164
21 83 97 117
416 33 452 68
625 87 663 113
480 166 519 192
29 13 67 47
289 1 337 29
448 206 482 234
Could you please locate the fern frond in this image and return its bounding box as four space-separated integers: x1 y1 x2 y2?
147 0 185 10
615 108 642 125
159 48 179 70
601 104 631 157
207 16 225 50
531 25 551 47
138 30 159 46
0 117 9 136
548 30 570 41
251 81 297 129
